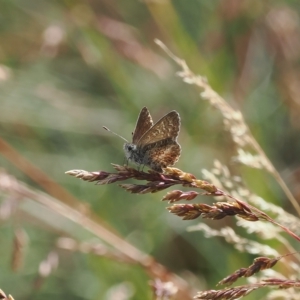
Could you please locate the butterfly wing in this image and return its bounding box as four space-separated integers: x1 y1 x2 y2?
143 139 181 171
132 107 153 144
137 111 180 146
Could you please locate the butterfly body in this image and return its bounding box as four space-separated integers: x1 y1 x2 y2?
123 107 181 172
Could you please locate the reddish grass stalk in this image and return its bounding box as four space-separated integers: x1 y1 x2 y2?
66 164 300 242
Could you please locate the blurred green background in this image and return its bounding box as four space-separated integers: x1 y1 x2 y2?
1 0 300 299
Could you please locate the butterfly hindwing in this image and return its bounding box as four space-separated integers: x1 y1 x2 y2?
142 139 181 171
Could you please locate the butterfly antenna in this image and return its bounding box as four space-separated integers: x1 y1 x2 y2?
103 126 128 142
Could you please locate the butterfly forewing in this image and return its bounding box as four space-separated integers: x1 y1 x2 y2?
137 111 180 146
132 107 153 144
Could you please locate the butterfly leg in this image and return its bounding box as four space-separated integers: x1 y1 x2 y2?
123 156 129 167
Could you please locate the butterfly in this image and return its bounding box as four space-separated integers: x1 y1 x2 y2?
104 107 181 172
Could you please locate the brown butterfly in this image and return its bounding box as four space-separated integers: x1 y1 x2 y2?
104 107 181 172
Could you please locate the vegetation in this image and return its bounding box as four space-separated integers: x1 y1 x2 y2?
1 1 300 299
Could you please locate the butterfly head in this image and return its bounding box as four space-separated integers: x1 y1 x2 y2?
123 143 137 160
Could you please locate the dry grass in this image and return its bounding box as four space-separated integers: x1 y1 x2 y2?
65 161 300 300
0 289 14 300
